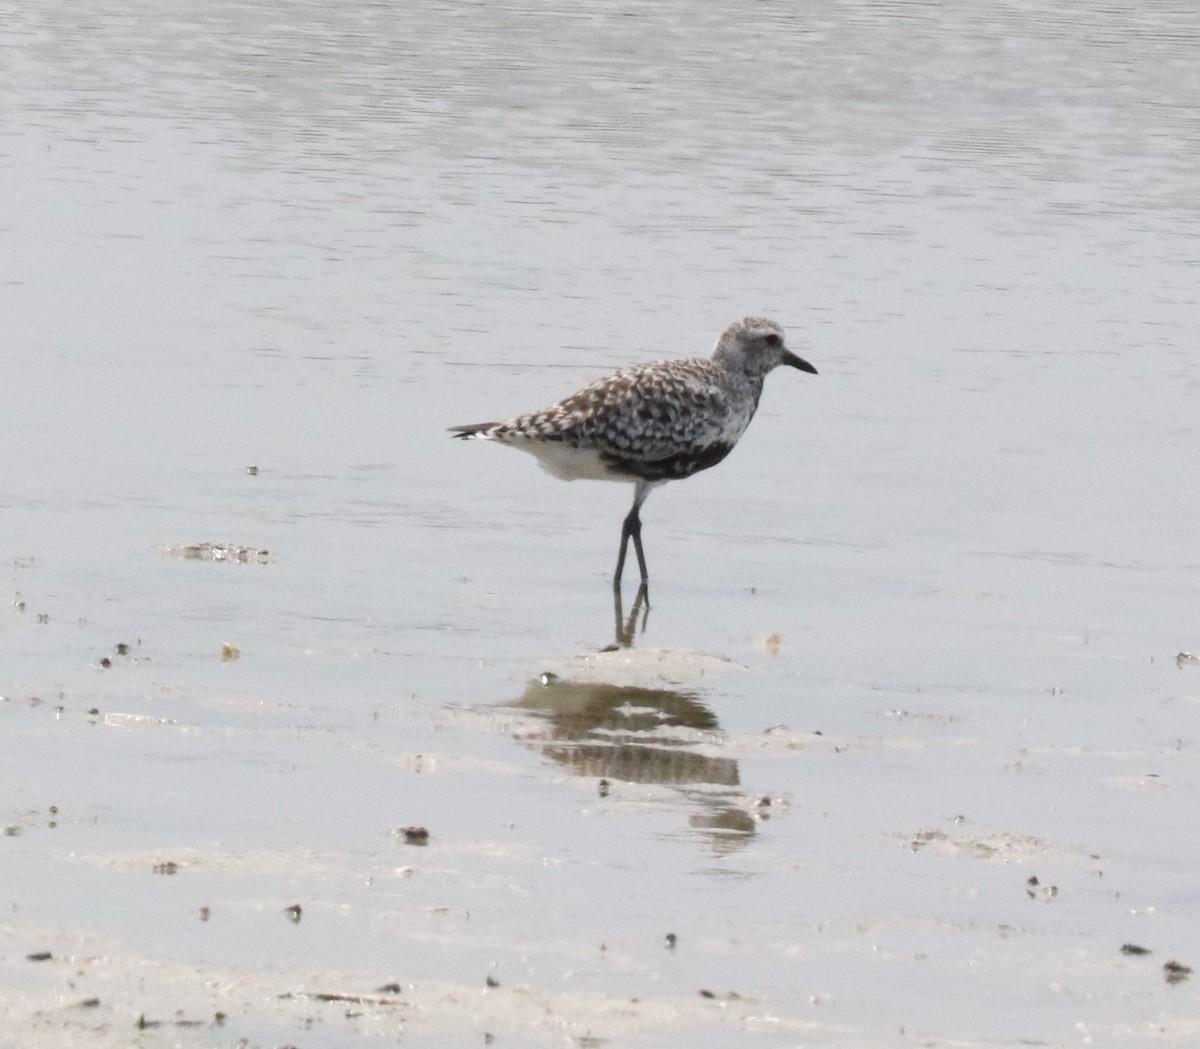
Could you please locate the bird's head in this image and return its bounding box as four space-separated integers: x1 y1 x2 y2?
712 317 818 379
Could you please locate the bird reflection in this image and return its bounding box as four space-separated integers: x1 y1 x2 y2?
508 674 767 851
612 583 650 648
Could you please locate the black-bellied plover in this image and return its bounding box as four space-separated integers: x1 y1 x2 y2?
450 316 817 591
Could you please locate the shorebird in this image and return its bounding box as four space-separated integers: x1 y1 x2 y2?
450 316 817 591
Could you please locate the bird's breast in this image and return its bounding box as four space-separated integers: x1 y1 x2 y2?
600 440 736 482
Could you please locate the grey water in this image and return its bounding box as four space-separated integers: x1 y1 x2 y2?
3 1 1199 1045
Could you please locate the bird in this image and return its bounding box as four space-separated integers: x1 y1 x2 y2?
449 316 817 592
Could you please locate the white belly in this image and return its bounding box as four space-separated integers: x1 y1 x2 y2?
504 437 625 482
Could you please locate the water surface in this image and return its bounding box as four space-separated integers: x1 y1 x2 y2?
3 1 1199 1045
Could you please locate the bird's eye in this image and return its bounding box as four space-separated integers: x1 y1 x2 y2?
764 333 782 348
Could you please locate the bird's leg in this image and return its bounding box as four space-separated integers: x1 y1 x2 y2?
614 482 653 592
631 581 650 628
615 504 647 586
613 509 635 591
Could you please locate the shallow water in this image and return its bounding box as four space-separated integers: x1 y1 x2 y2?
3 1 1200 1045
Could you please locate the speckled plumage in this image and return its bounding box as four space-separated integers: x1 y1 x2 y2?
450 317 817 590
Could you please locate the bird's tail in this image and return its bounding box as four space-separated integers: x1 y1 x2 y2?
448 422 500 439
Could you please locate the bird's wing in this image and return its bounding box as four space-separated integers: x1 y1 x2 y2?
510 361 731 459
